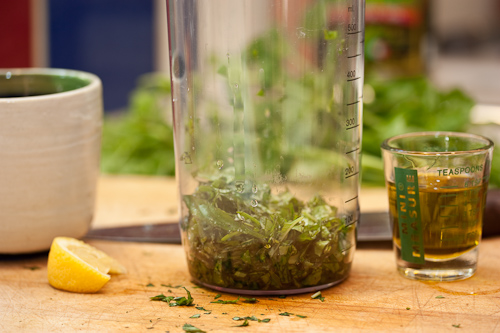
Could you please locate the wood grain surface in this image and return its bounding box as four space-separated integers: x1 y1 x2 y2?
2 238 500 332
2 175 500 332
93 175 179 228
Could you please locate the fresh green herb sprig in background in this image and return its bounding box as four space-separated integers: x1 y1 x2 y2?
362 76 475 186
100 72 500 188
100 73 175 176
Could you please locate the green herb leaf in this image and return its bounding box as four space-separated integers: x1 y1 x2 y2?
150 294 174 302
211 297 240 304
214 294 222 299
323 29 338 40
184 178 353 291
196 306 210 311
172 287 194 306
161 284 182 288
242 297 259 303
406 307 411 310
452 324 461 328
296 315 307 318
182 323 206 333
279 312 293 316
146 283 155 287
217 66 228 78
150 287 194 307
233 316 262 322
235 319 249 327
435 296 445 299
190 314 201 319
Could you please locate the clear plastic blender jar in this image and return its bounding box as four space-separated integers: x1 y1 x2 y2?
166 0 365 295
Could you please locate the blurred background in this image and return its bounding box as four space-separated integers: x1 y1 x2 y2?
1 0 500 185
0 0 168 111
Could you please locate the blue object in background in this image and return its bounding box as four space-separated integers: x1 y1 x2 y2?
49 0 154 111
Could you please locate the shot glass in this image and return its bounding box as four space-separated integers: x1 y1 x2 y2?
381 132 494 281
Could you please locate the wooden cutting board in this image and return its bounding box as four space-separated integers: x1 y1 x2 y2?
2 238 500 332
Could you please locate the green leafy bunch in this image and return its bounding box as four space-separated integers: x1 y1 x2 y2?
362 77 474 185
100 73 175 176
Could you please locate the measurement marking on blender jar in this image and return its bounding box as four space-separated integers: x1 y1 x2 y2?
346 100 360 106
347 77 361 82
347 54 361 59
347 220 358 226
345 214 358 226
345 195 358 203
347 31 362 35
346 124 360 130
345 147 360 155
345 171 359 179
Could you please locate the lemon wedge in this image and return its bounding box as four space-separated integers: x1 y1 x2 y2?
47 237 126 293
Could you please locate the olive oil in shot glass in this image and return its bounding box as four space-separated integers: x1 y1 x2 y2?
381 132 493 281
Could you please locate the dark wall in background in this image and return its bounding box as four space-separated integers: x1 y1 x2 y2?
49 0 155 111
0 0 32 67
